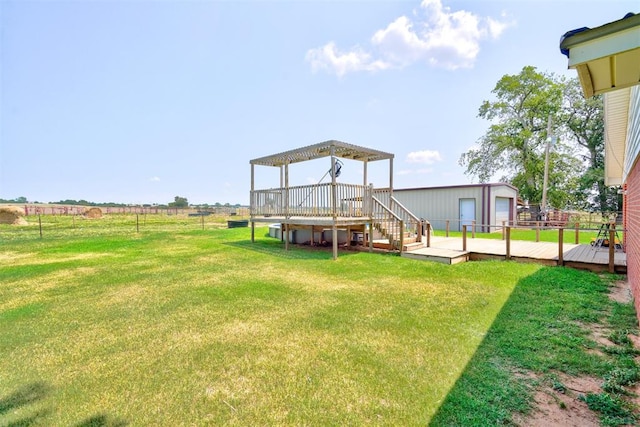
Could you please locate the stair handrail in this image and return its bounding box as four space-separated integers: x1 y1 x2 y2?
372 196 404 252
389 196 425 242
371 196 402 221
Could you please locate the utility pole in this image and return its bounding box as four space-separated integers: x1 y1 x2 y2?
540 114 552 222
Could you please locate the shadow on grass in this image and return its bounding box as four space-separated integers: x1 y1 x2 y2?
0 383 127 427
429 266 618 426
74 414 128 427
226 237 365 260
0 382 51 427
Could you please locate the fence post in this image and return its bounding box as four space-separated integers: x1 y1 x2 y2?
502 221 506 240
136 214 140 233
575 222 580 244
558 228 564 266
462 225 467 251
39 215 43 239
446 220 450 238
471 220 476 239
506 226 511 260
609 224 615 273
426 222 431 248
536 222 540 242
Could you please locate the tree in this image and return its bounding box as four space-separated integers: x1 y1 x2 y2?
459 66 592 209
169 196 189 208
560 78 620 213
460 66 565 204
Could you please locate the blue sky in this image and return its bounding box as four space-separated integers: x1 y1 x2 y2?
1 0 637 206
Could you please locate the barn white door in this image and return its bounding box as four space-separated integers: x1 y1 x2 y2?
459 199 476 231
495 197 511 227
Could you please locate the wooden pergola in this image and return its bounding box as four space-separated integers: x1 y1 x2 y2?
249 140 401 259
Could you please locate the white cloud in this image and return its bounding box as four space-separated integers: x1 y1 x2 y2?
306 0 513 76
306 41 390 77
149 176 161 182
406 150 443 164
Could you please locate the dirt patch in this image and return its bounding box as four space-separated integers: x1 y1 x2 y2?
588 323 615 348
609 280 633 303
519 281 640 427
519 373 602 427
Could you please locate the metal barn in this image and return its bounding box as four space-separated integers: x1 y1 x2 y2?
393 183 518 232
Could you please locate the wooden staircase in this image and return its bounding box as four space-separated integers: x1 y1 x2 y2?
371 196 427 253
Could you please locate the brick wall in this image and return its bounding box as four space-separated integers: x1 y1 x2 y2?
626 167 640 316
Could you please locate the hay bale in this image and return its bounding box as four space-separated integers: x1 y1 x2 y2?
84 207 103 219
0 206 27 225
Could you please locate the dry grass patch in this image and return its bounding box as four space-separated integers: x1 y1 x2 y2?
0 205 27 225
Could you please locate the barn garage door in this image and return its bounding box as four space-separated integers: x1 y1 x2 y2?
495 197 510 226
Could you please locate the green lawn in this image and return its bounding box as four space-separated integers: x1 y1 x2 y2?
1 215 637 425
433 226 618 246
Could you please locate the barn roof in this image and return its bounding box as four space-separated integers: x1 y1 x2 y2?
250 140 394 167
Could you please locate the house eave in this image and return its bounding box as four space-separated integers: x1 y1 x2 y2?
560 13 640 98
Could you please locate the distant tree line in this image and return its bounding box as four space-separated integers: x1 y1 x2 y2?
0 196 246 208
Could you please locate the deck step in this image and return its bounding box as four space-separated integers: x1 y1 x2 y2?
403 241 426 251
401 248 469 265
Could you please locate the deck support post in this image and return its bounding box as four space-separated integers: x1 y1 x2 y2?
251 222 255 243
462 225 467 251
285 223 289 251
506 226 511 260
575 223 580 244
368 222 373 253
446 220 450 237
426 222 431 248
558 228 564 266
609 224 615 273
472 221 476 239
332 225 338 260
536 222 541 242
502 221 506 240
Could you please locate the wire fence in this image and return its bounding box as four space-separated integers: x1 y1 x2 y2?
0 212 251 242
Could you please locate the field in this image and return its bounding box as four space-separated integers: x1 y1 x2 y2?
1 215 638 426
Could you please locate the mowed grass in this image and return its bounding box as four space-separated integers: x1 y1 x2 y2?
0 215 636 425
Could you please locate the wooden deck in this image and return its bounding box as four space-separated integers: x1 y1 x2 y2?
403 236 626 273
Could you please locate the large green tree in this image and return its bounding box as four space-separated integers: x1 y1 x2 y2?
560 78 620 213
460 66 564 204
459 66 605 211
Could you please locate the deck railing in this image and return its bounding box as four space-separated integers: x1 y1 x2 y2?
251 183 372 217
372 188 422 241
372 196 404 249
